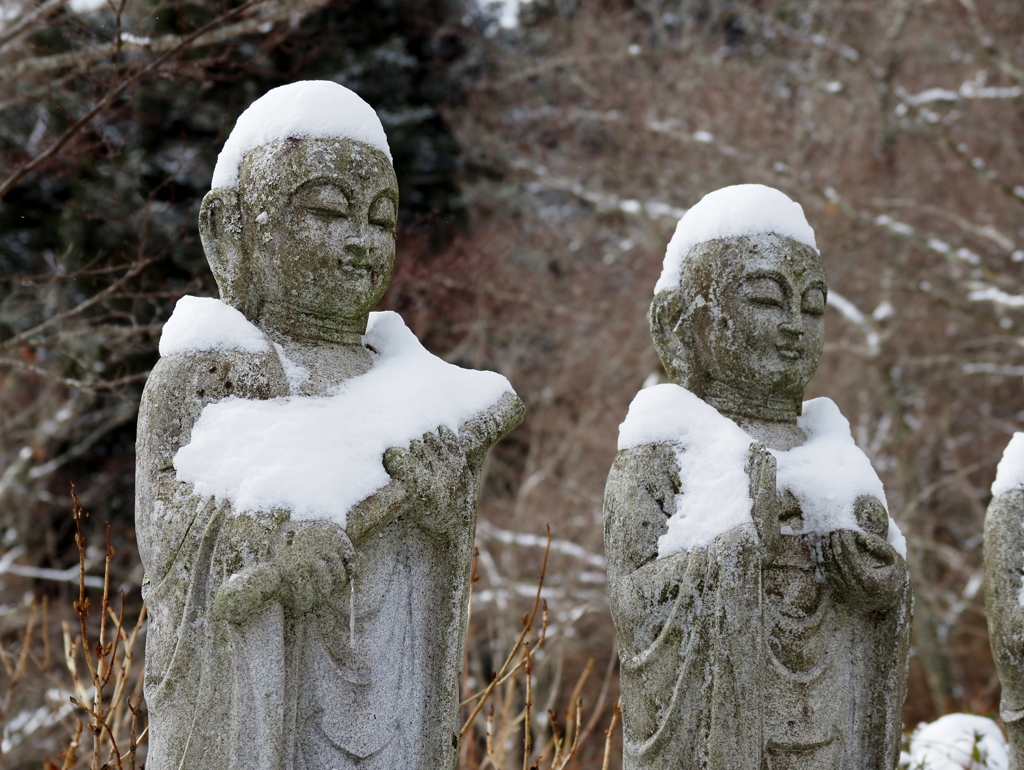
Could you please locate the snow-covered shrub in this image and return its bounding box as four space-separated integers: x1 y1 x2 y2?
902 714 1008 770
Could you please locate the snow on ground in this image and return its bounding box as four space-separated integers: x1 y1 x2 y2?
903 713 1008 770
992 433 1024 497
211 81 392 189
172 307 513 526
618 384 905 557
159 295 269 356
654 184 818 294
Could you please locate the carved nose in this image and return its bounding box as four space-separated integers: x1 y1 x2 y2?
779 320 804 337
343 241 370 261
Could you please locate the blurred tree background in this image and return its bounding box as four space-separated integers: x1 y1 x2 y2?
0 0 1022 765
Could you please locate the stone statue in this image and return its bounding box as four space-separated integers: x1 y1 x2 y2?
985 432 1024 770
135 81 524 770
603 185 912 770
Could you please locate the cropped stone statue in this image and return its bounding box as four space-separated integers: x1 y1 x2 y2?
135 81 524 770
985 433 1024 770
603 185 912 770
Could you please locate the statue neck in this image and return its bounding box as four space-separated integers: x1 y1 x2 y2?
702 380 801 425
259 300 367 346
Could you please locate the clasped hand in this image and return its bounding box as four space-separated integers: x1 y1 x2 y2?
212 519 353 624
746 444 905 610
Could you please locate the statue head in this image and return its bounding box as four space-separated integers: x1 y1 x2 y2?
198 81 398 341
650 185 826 417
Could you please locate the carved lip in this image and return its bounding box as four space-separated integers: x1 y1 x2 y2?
776 345 804 360
337 259 371 274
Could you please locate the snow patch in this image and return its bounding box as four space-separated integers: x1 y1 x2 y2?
617 385 904 558
173 311 514 526
211 81 392 189
272 343 310 393
655 184 818 295
992 433 1024 497
618 385 753 556
159 296 269 357
904 713 1008 770
778 398 904 556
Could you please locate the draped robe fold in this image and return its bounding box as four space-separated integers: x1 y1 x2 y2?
136 338 506 770
604 444 911 770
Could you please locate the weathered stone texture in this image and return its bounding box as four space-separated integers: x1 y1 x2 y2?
604 232 912 770
136 131 522 770
985 489 1024 770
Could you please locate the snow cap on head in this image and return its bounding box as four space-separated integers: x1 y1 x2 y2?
654 184 818 295
211 80 392 189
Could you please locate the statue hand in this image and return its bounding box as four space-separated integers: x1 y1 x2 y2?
822 529 905 610
212 563 281 625
746 443 781 559
279 520 353 618
854 495 889 538
383 425 469 522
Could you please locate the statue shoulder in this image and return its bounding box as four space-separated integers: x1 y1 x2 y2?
607 443 680 503
138 346 289 469
604 443 679 564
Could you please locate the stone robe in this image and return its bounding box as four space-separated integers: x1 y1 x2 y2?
136 337 520 770
984 487 1024 769
603 443 912 770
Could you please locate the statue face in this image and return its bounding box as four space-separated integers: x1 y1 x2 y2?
689 234 826 402
236 137 398 324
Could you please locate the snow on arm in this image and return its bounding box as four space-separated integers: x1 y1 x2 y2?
617 385 906 558
654 184 818 294
172 311 515 527
778 397 906 556
158 295 269 356
211 81 392 189
618 384 754 557
992 432 1024 497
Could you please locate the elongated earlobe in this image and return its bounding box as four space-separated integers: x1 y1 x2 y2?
650 290 707 395
199 189 258 319
650 291 686 379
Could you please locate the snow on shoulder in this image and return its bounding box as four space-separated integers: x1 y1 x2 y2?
211 81 392 189
654 184 818 295
159 295 269 357
173 310 515 526
992 432 1024 497
617 385 906 558
618 384 754 557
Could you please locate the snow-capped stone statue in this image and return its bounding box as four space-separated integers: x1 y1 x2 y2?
985 432 1024 770
603 185 912 770
135 81 524 770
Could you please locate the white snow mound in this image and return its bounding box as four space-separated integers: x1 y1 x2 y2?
173 309 514 526
159 295 269 356
905 713 1008 770
617 385 905 558
618 384 753 555
211 80 392 189
992 432 1024 497
654 184 818 295
778 397 905 556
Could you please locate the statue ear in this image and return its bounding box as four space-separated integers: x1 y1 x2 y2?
199 188 258 318
650 290 694 388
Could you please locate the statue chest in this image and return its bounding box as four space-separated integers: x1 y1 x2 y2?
762 532 850 761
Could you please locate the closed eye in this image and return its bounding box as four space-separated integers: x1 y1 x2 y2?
744 277 786 307
306 206 348 218
802 287 826 315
